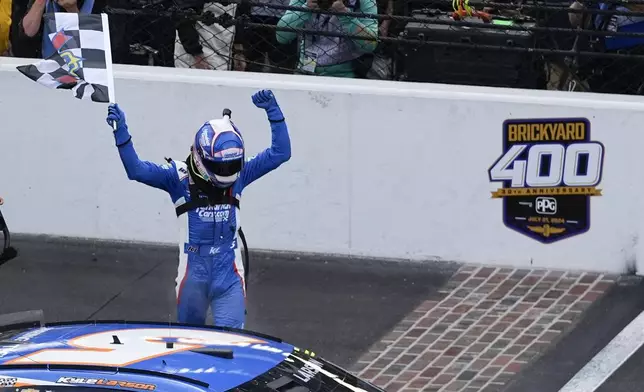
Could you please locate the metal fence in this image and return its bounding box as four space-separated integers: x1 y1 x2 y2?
10 0 644 95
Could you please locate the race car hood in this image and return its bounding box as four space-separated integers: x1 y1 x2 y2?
0 322 296 391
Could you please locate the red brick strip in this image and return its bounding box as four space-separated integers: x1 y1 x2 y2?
351 265 618 392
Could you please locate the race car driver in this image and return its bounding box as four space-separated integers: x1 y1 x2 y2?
105 89 291 328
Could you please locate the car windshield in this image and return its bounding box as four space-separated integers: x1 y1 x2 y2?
0 326 39 343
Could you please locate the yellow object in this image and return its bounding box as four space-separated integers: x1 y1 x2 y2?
452 0 473 16
293 347 316 357
0 0 11 55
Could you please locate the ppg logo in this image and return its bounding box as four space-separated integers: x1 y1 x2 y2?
536 197 557 215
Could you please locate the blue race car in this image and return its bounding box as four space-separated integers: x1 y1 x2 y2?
0 310 385 392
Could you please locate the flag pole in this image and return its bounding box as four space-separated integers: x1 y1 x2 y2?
101 12 117 131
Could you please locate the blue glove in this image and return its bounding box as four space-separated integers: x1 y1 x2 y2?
252 89 284 122
106 103 125 128
106 103 131 147
252 89 277 109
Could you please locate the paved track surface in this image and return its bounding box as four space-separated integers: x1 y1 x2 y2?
0 234 459 369
503 275 644 392
596 327 644 392
4 234 644 392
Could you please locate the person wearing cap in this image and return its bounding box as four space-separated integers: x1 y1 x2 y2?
105 89 291 328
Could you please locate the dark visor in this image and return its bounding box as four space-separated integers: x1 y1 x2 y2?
202 157 243 176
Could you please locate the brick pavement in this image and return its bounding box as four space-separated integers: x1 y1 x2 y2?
351 265 619 392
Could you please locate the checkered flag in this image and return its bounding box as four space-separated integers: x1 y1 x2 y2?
16 12 115 103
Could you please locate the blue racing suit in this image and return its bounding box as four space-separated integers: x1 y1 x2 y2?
107 93 291 327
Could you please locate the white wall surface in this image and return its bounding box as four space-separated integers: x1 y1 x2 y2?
1 56 643 273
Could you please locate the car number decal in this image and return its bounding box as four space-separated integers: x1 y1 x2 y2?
5 328 266 367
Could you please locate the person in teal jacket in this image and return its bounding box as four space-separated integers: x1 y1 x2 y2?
276 0 378 78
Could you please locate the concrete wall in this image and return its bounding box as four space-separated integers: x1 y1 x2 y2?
1 56 642 273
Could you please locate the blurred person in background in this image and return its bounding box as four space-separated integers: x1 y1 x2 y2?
275 0 378 78
174 1 240 70
111 2 178 67
17 0 96 58
355 0 404 79
234 0 297 73
9 0 33 58
1 0 11 56
107 0 215 68
97 0 166 67
566 0 644 94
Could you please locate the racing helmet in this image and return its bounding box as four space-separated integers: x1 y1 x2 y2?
191 110 244 188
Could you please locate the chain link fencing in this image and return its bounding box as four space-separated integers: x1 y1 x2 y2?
8 0 644 95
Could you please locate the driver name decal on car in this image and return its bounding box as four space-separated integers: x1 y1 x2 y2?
293 357 322 383
56 377 156 391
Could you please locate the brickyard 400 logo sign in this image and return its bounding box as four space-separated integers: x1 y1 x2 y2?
488 118 605 243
